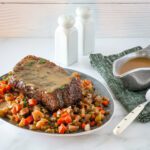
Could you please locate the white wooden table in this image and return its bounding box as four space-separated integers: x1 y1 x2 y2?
0 38 150 150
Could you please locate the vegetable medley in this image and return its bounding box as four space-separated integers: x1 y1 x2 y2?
0 73 110 134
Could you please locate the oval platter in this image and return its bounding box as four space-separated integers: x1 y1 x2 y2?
0 68 115 136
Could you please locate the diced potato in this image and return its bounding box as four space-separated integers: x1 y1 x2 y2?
100 113 105 120
18 93 24 99
73 106 80 113
74 122 81 127
84 114 91 121
15 93 25 104
6 114 13 120
83 97 92 105
32 110 44 121
68 125 79 132
81 80 93 90
12 114 20 122
95 113 102 122
36 118 48 129
0 107 8 117
84 124 90 131
45 128 55 133
94 95 102 103
94 107 100 114
56 109 61 117
74 115 81 122
65 106 72 113
41 108 48 114
20 107 29 116
71 72 80 79
50 116 56 121
87 93 92 99
29 124 37 130
5 94 14 101
94 101 100 107
18 118 26 127
33 105 41 111
81 108 85 116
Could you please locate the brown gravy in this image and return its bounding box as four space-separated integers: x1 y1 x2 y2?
15 59 72 93
118 57 150 75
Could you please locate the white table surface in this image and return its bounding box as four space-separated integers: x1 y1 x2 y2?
0 38 150 150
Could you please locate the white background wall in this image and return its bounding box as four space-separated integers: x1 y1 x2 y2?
0 0 150 38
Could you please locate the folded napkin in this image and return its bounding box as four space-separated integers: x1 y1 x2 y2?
90 46 150 123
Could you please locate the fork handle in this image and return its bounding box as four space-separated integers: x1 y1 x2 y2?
113 102 147 135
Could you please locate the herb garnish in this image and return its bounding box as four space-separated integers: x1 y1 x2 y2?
2 72 12 81
26 61 35 66
23 97 28 107
39 58 46 64
59 85 65 90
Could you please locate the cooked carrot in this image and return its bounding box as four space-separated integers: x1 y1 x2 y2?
0 99 4 103
64 115 72 124
91 114 95 119
0 88 4 95
5 84 11 91
11 104 22 115
15 104 22 112
81 123 86 129
100 109 106 115
58 124 67 134
11 107 17 114
61 112 69 118
13 114 20 122
0 81 7 85
28 98 37 106
96 106 102 111
25 115 34 124
90 121 95 127
102 100 109 107
57 118 64 125
52 112 57 118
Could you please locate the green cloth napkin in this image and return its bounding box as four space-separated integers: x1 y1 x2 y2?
90 46 150 123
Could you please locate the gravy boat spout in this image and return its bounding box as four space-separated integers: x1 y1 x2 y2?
113 45 150 91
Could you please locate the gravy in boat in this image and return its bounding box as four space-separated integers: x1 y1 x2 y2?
118 57 150 75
